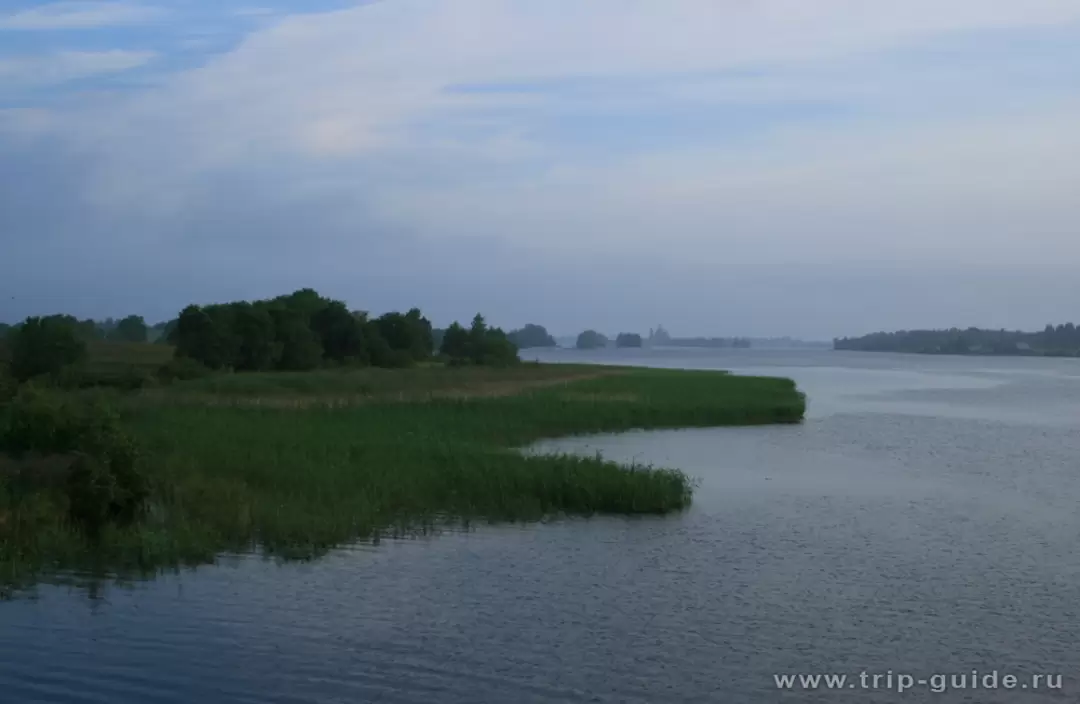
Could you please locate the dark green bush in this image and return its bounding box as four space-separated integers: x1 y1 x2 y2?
0 387 146 532
2 385 83 453
65 454 120 534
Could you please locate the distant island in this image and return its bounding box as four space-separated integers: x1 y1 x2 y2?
542 325 827 350
645 325 828 349
647 325 748 348
835 324 1080 357
508 324 556 349
576 330 609 350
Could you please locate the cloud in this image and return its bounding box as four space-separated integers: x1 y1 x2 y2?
232 7 277 18
0 2 165 30
3 0 1080 333
0 50 156 86
383 102 1080 260
57 1 1079 256
52 0 1080 161
0 107 57 136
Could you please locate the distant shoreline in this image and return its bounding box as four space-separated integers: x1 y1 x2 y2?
834 325 1080 358
832 347 1080 358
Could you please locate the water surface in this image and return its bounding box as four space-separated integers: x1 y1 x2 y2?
4 349 1079 702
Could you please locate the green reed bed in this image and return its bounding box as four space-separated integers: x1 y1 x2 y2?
0 366 804 587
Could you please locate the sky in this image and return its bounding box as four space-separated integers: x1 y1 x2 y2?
2 1 1079 340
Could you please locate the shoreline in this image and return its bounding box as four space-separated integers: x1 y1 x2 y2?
1 364 805 592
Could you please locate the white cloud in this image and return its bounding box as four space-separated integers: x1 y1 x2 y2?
61 0 1080 161
12 0 1080 277
0 2 164 30
376 103 1080 265
0 50 155 86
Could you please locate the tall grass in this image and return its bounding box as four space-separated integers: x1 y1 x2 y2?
0 366 805 587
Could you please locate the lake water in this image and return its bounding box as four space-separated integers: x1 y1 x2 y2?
4 349 1080 703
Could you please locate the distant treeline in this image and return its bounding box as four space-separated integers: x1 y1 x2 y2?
645 326 750 348
835 324 1080 356
571 327 751 350
667 337 751 349
0 316 152 344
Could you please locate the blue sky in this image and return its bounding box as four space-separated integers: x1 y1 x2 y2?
2 1 1080 338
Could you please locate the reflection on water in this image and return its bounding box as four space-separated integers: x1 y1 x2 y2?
4 349 1080 703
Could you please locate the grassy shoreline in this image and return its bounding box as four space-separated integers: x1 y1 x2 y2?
1 364 805 590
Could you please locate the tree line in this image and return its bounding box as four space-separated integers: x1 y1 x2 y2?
0 288 521 385
0 315 151 344
168 289 522 370
835 323 1080 356
574 329 750 350
665 336 751 349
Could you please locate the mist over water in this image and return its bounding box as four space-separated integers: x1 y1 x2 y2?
4 349 1080 703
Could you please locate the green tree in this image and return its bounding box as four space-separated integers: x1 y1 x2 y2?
173 305 238 370
375 308 434 362
466 314 492 364
439 322 471 361
109 315 149 343
405 308 434 359
8 315 88 381
276 288 327 320
231 303 278 370
615 332 643 348
437 315 518 366
361 320 405 367
376 312 413 355
270 308 323 370
311 300 366 363
477 326 518 366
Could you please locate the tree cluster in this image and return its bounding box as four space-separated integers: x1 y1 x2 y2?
21 315 152 344
508 324 556 349
615 333 643 348
110 316 149 343
835 323 1080 356
170 289 434 371
576 330 609 350
5 315 88 382
439 315 519 366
